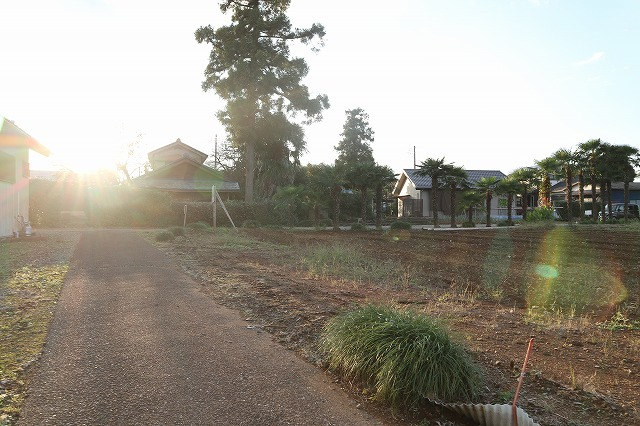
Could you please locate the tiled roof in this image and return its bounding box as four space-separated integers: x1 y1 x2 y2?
135 178 240 192
403 169 506 189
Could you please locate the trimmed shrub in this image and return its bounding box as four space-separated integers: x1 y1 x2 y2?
461 221 475 228
155 230 174 242
168 226 185 236
526 206 555 222
350 222 367 231
389 220 412 230
322 305 482 408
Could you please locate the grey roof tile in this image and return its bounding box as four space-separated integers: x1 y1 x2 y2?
404 169 506 189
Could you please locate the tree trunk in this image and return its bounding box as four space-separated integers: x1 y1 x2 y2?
600 179 606 222
607 180 613 222
375 184 383 229
360 186 368 223
565 166 573 223
332 187 340 231
468 206 474 224
244 140 255 203
485 191 492 227
591 170 597 223
522 186 528 220
507 193 513 226
540 175 550 207
431 177 439 228
578 169 584 220
450 183 457 228
624 181 630 220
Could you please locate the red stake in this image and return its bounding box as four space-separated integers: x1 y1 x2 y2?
512 338 534 426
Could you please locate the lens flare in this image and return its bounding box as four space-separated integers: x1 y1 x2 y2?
534 264 558 279
526 227 627 316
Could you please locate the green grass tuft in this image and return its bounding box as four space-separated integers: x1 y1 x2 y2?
390 220 412 230
168 226 185 237
350 222 367 231
187 221 212 231
155 230 174 242
321 305 483 408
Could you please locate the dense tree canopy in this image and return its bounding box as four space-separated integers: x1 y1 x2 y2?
196 0 329 201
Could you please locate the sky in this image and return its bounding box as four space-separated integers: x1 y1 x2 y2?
1 0 639 176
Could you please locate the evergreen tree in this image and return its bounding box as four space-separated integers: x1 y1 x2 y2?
196 0 329 202
335 108 375 167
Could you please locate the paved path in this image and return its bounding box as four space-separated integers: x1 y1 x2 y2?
20 230 382 425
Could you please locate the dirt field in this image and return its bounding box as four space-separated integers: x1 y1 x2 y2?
150 225 640 426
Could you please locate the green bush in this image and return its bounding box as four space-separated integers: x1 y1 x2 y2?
155 230 174 242
526 206 555 222
168 226 185 236
350 222 367 231
496 220 511 227
462 221 475 228
552 202 580 221
322 305 482 408
88 187 176 227
389 220 412 230
187 221 211 231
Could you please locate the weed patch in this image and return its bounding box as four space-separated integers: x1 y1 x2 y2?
302 244 411 286
0 265 69 423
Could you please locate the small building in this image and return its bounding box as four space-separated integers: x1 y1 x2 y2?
0 117 50 237
393 168 513 218
134 139 240 201
551 180 640 206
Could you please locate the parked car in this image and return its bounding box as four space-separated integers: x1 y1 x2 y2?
598 203 640 221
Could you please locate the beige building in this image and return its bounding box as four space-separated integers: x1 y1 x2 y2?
393 168 513 219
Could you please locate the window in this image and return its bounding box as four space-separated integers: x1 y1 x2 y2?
0 151 16 183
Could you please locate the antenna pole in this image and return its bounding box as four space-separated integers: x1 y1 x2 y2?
413 146 416 169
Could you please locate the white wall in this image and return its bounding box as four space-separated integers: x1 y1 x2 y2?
0 146 29 237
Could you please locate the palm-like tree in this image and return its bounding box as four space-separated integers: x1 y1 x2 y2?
497 178 520 226
553 148 578 223
608 145 639 220
441 166 468 228
509 167 538 221
344 162 376 223
535 157 558 208
476 177 501 227
460 190 485 226
578 139 603 222
417 157 453 228
308 164 345 231
369 165 397 229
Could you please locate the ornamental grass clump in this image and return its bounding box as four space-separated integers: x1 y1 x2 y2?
322 305 482 408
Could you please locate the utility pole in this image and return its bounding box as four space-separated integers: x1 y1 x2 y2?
214 134 218 169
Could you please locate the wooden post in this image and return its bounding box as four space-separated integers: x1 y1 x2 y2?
212 185 217 229
183 204 187 227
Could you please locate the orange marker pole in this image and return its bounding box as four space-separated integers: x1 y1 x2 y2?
512 338 534 426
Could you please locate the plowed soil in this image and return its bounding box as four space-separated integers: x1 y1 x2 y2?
152 225 640 426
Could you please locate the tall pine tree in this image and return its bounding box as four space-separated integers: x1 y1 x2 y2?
335 108 375 167
196 0 328 202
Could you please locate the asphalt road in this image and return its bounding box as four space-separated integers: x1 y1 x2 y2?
19 230 382 425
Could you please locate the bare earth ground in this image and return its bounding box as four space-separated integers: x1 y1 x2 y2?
150 226 640 426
